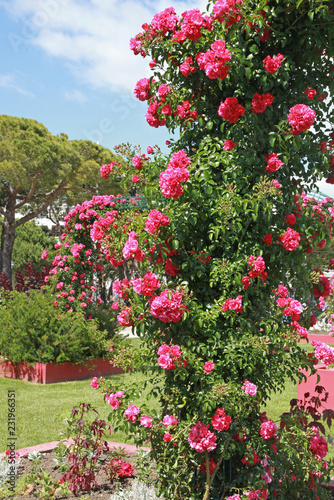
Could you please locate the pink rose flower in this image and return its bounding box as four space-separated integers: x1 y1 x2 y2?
140 415 153 428
188 421 217 452
162 415 178 427
251 93 273 113
157 354 175 370
280 228 300 251
124 404 140 422
117 307 134 327
134 78 151 101
309 432 328 458
259 420 277 439
265 153 284 173
241 380 257 396
263 53 284 74
145 209 169 234
218 97 245 123
132 155 143 170
106 391 124 410
222 295 243 313
204 361 215 373
211 408 231 431
170 345 181 358
149 290 186 323
157 344 170 355
288 104 316 135
312 340 334 365
90 377 99 389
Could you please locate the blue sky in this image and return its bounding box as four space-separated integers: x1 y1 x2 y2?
0 0 193 151
0 0 332 198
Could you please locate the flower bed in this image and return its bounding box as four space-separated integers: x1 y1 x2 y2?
297 363 334 411
0 440 152 500
1 441 333 498
0 358 123 384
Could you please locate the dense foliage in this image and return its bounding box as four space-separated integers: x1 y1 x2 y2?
9 221 56 273
0 288 109 364
52 0 334 498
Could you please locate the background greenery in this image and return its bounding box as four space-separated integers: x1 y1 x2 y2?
0 288 109 364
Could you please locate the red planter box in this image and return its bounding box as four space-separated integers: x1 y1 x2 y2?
297 364 334 411
0 358 123 384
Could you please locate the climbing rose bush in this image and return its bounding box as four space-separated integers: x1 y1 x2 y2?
54 1 334 499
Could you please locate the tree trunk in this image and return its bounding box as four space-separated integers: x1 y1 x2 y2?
0 181 67 284
0 194 16 282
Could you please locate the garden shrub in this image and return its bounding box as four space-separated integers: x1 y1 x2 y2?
87 301 122 340
0 288 108 364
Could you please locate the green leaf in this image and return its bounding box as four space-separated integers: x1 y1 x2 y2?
254 203 259 217
202 170 211 182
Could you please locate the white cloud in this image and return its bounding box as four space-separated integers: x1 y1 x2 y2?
64 89 87 102
0 73 34 96
1 0 206 93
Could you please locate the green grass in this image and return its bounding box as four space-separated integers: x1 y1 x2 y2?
0 371 160 451
261 377 298 423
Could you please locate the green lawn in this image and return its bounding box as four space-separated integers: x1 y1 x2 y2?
0 371 160 451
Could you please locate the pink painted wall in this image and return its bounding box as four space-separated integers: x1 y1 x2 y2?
297 364 334 411
0 358 123 384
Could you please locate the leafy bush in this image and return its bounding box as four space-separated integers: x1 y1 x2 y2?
0 220 57 275
87 301 122 340
0 288 109 364
11 221 57 273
